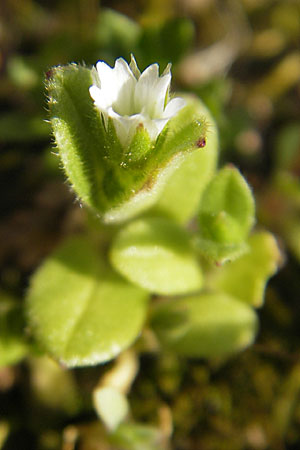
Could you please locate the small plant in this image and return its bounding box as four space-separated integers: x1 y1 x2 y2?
18 55 280 436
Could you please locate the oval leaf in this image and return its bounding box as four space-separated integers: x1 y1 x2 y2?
197 166 255 263
26 237 149 367
199 166 255 242
110 218 203 295
151 293 258 358
209 231 281 307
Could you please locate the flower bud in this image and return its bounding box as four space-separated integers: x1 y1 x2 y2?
47 56 209 222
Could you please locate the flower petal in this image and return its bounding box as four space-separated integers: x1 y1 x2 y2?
163 97 186 118
110 112 143 148
144 117 169 141
111 59 137 115
95 61 116 104
151 73 171 117
95 59 136 115
89 85 111 110
134 64 159 114
90 55 185 148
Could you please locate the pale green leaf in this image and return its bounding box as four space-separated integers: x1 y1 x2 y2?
151 293 258 357
209 231 281 307
197 166 255 263
26 237 149 367
110 217 203 295
152 97 218 223
94 386 129 431
194 238 249 266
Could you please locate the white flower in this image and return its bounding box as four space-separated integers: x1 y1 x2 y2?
89 55 186 148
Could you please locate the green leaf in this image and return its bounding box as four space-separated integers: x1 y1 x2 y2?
151 293 258 358
209 231 281 307
0 293 28 367
152 97 218 223
197 166 255 263
110 218 203 295
26 237 149 367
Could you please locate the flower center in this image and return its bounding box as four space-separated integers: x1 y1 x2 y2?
111 81 153 118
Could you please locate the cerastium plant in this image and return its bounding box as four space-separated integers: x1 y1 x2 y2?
26 55 281 432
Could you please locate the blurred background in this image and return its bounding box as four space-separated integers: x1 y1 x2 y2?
1 0 300 449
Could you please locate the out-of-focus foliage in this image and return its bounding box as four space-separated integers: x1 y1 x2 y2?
1 0 300 449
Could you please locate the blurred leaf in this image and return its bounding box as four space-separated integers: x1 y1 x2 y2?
30 356 80 414
271 3 300 39
110 217 203 295
195 78 232 125
93 386 129 431
252 52 300 100
274 171 300 206
95 9 141 61
209 231 281 307
110 422 165 450
283 221 300 262
0 113 49 143
151 293 257 358
272 363 300 438
0 293 28 367
7 56 39 90
0 422 10 448
275 123 300 172
27 236 149 367
137 17 195 69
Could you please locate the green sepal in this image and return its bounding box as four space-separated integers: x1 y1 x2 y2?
151 293 258 358
208 231 281 307
47 65 208 223
197 166 255 263
109 217 203 295
125 124 153 163
47 64 110 212
26 236 149 367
